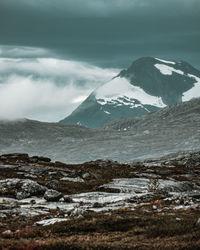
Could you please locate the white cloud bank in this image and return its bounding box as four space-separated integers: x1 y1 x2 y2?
0 46 119 122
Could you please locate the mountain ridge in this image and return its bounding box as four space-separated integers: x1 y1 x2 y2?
1 97 200 163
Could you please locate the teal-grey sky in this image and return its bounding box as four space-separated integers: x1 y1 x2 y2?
0 0 200 68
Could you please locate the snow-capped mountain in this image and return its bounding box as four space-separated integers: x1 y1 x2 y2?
60 57 200 128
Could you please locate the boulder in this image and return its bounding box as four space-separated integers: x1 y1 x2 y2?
44 189 63 202
82 172 102 179
0 178 47 200
46 180 60 189
37 156 51 163
63 195 74 203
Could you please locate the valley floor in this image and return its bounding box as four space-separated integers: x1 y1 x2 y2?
0 152 200 249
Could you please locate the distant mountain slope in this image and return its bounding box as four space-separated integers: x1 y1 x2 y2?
60 57 200 128
1 98 200 163
102 97 200 131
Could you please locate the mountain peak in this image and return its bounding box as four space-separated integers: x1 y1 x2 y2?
60 57 200 128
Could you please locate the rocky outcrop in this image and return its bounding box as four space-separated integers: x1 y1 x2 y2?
0 178 47 200
0 153 51 164
0 151 200 229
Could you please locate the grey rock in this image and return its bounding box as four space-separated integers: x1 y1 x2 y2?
156 170 174 176
82 172 102 179
90 173 102 179
44 189 63 202
184 192 200 200
196 218 200 227
0 213 7 218
0 178 47 199
0 204 19 210
82 173 91 179
63 195 74 203
29 157 39 163
60 177 84 183
46 180 60 189
37 156 51 162
159 181 194 193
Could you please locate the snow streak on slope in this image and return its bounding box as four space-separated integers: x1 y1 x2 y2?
155 58 175 65
182 74 200 101
95 77 166 108
155 64 184 75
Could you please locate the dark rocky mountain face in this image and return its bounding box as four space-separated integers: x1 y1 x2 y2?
60 57 200 128
120 57 200 105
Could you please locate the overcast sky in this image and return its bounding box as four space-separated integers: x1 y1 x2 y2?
1 0 200 67
0 0 199 121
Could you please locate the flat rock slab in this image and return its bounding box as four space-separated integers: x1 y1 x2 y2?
100 178 197 193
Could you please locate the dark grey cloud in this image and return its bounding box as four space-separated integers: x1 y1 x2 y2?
0 0 200 68
1 0 199 17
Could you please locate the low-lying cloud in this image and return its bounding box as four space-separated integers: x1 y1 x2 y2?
0 46 119 122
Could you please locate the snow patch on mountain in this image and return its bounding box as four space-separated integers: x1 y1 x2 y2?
182 74 200 101
95 77 166 108
155 58 175 65
104 110 111 115
155 64 184 75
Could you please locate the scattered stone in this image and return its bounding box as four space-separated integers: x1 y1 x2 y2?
152 205 157 210
44 189 63 202
35 218 69 226
82 173 90 179
2 230 14 238
82 172 102 179
37 156 51 163
60 177 84 183
93 202 104 208
54 161 66 167
196 218 200 227
87 159 120 167
30 199 36 205
0 213 7 218
29 156 39 163
0 204 19 210
70 207 85 217
90 173 102 179
63 195 74 203
156 170 174 176
46 180 60 189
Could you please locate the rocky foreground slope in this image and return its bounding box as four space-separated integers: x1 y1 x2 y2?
1 152 200 249
0 98 200 163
